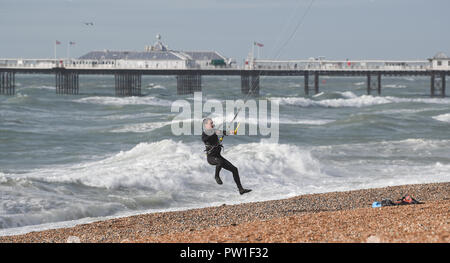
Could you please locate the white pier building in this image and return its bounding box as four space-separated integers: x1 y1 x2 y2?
77 34 235 70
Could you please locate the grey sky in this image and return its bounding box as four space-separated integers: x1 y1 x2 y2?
0 0 448 61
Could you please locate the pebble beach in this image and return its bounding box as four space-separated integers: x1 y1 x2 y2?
0 182 448 243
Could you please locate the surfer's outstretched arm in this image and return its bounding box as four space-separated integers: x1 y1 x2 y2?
214 129 235 136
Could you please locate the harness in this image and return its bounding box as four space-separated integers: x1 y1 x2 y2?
205 123 241 156
205 141 223 156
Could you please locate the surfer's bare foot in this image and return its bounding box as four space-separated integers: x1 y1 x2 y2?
239 188 252 195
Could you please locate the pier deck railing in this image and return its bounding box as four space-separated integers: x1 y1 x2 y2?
0 59 238 70
246 59 431 71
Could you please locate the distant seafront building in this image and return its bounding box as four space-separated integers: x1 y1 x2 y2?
77 34 235 69
429 52 450 70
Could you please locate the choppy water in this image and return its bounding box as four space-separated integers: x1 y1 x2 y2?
1 74 449 235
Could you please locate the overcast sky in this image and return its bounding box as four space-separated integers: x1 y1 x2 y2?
0 0 448 61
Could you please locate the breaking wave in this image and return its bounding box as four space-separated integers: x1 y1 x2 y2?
433 113 450 123
75 96 172 106
273 92 450 108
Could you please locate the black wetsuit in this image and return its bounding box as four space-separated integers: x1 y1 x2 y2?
202 130 246 192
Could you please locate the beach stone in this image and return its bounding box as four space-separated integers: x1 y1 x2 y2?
66 236 81 243
366 235 382 243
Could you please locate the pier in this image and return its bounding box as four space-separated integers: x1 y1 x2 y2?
0 54 449 97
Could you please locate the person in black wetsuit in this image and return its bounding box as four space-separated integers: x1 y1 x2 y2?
202 118 252 195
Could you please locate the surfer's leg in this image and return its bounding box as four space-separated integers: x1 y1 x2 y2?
214 164 223 185
220 157 251 195
207 156 223 185
219 157 240 186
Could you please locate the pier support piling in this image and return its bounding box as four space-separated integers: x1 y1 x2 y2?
241 73 250 94
304 73 319 95
240 73 259 96
250 73 260 96
431 74 435 96
367 73 381 95
377 73 382 95
0 71 15 95
314 72 319 94
430 73 446 97
176 74 201 95
114 73 142 96
304 74 309 95
55 71 79 95
443 74 447 97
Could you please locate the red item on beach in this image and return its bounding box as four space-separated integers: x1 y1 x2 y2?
380 195 422 207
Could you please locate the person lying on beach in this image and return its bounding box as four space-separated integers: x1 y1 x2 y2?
201 118 252 195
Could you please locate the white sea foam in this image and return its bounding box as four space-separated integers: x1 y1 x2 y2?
279 118 333 125
273 95 391 108
111 121 171 133
384 84 407 89
273 94 450 108
0 173 7 184
432 113 450 123
103 112 165 120
75 96 172 106
146 84 166 90
339 91 358 98
35 85 55 90
374 108 430 115
16 93 28 98
312 92 324 97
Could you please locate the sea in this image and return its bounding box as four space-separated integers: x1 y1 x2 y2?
1 74 449 236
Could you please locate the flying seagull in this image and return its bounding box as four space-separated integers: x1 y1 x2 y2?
83 22 94 26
